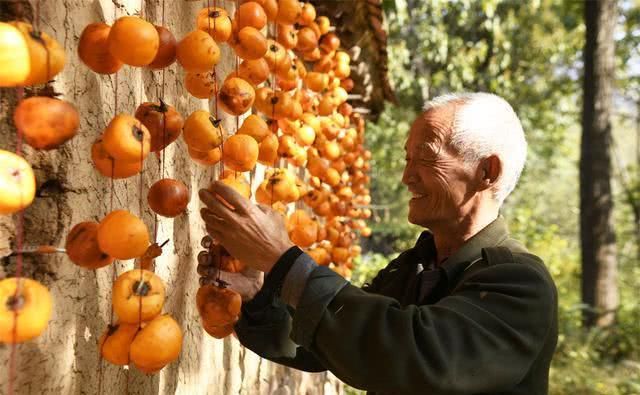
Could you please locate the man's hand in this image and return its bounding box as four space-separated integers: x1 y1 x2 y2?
199 181 295 273
197 244 264 302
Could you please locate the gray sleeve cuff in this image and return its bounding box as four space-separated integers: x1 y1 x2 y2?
281 252 317 308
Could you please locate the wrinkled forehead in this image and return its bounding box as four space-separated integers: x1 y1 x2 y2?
405 103 461 152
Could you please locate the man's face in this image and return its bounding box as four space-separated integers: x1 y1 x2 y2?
402 105 478 228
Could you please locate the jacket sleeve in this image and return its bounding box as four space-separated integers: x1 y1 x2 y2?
289 259 557 394
234 251 403 372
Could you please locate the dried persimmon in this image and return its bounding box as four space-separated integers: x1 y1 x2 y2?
78 23 123 74
102 114 151 162
108 16 159 66
97 210 150 260
0 22 30 86
65 222 114 269
176 30 220 73
112 269 165 324
183 111 225 152
221 134 259 172
218 77 255 116
130 314 183 373
14 97 79 150
0 277 52 343
147 178 189 218
10 21 65 85
148 25 176 69
134 101 183 152
98 322 138 366
91 138 142 179
0 149 35 215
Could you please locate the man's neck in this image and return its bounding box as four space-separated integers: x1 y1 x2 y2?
429 209 499 265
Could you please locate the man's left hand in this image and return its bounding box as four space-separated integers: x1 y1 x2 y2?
199 181 294 273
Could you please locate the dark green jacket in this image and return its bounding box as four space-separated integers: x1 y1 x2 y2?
235 218 558 394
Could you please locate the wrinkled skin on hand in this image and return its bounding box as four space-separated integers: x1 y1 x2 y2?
197 235 264 302
198 181 294 273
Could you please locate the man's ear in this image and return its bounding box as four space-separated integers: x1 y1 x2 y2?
477 155 501 190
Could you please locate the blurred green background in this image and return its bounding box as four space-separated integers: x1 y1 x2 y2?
350 1 640 394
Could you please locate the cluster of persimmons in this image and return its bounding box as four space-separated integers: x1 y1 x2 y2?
0 0 372 374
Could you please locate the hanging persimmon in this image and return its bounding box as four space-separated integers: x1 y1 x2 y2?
295 26 318 53
218 77 255 116
340 77 354 92
297 3 317 26
306 246 330 266
183 111 225 152
0 22 30 86
287 210 318 248
77 22 123 75
257 132 279 166
130 314 183 373
218 171 252 199
276 0 302 25
0 277 52 343
176 30 220 73
188 146 222 166
235 1 268 30
91 138 142 179
65 222 114 269
237 114 269 143
254 88 293 120
196 7 233 42
237 58 270 86
277 24 298 50
304 71 329 92
229 26 268 60
255 168 300 204
264 39 291 75
222 134 259 172
147 178 190 218
148 25 177 69
185 71 217 99
0 149 36 215
112 269 165 324
316 16 331 35
108 16 159 66
134 101 183 152
10 21 65 85
98 322 139 366
13 96 79 150
97 210 150 260
196 284 242 339
319 32 341 53
102 114 151 162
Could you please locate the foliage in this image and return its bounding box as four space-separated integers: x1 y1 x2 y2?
356 0 640 393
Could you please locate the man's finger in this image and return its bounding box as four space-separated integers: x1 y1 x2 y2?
209 181 251 215
197 250 209 266
200 207 232 226
199 189 238 217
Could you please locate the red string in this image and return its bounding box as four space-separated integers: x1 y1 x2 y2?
8 85 26 395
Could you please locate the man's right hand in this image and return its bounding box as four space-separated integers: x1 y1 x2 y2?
197 237 264 302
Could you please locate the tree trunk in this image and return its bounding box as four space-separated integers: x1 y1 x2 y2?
580 0 619 328
0 1 342 394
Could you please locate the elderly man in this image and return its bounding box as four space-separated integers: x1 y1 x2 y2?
199 92 558 395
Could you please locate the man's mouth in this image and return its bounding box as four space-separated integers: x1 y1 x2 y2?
410 192 426 200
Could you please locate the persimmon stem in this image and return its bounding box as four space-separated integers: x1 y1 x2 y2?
5 295 24 311
133 280 150 296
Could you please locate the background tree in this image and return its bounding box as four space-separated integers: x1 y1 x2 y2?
580 0 619 328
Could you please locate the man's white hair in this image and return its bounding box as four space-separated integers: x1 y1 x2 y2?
423 92 527 206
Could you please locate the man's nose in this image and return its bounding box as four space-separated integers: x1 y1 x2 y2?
401 163 414 186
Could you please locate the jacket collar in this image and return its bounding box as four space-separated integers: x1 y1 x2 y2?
414 216 511 280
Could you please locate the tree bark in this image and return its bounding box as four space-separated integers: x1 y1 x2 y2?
0 1 342 394
580 0 619 328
